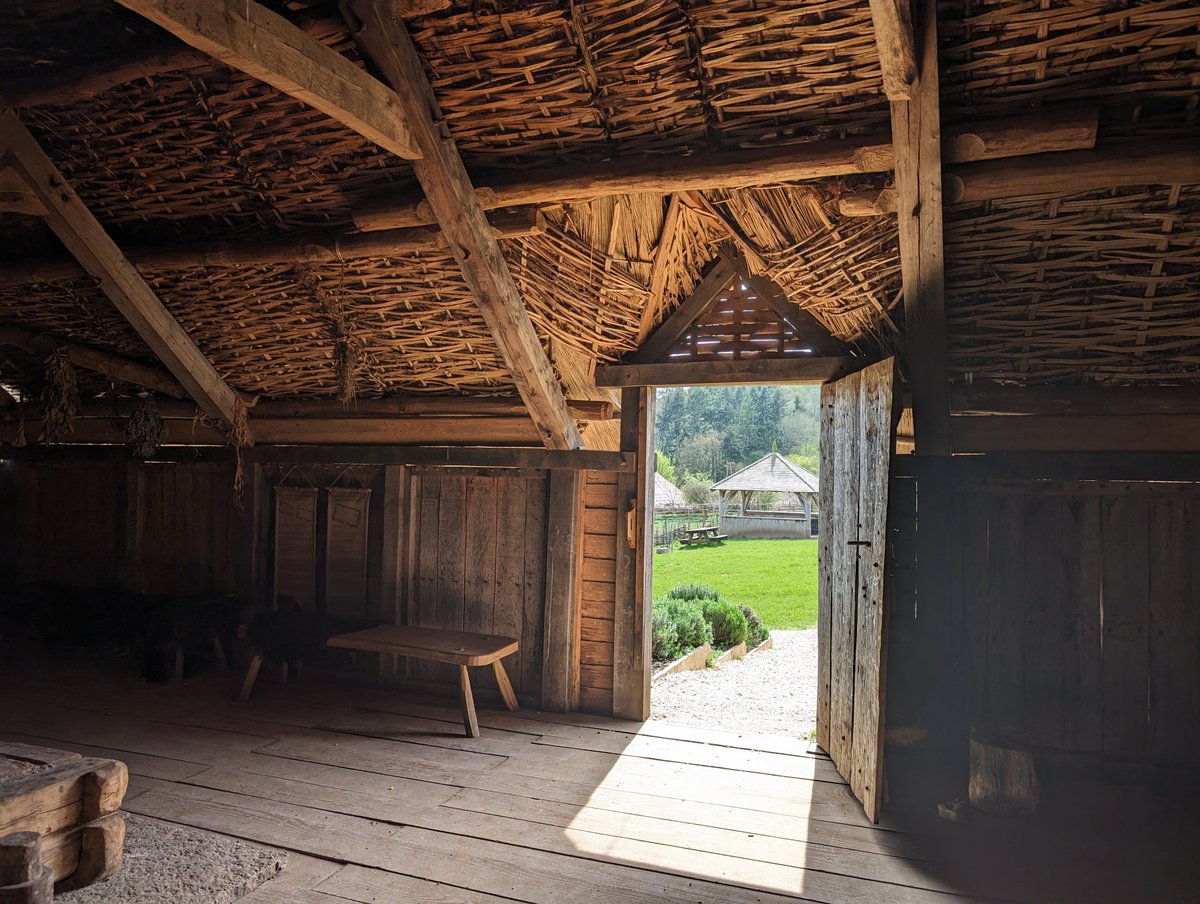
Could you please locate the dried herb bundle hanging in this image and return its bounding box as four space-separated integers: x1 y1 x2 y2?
229 396 251 503
126 395 168 458
40 349 80 442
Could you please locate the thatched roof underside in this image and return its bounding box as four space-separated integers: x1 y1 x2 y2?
0 0 1197 416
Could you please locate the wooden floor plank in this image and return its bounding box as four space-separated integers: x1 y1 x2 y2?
317 863 522 903
0 732 208 782
229 852 345 904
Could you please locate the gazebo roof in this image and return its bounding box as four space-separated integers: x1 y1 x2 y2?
711 452 819 495
653 472 687 510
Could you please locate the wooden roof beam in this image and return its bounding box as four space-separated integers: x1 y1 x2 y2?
886 0 950 454
631 251 742 364
0 325 188 399
115 0 420 160
841 139 1198 215
0 112 245 432
951 383 1200 417
596 357 858 388
869 1 917 100
343 1 582 450
351 109 1097 232
0 207 545 288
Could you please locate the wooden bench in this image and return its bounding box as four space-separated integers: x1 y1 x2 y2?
326 626 519 737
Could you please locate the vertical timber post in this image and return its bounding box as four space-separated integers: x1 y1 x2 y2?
542 468 583 711
613 386 655 720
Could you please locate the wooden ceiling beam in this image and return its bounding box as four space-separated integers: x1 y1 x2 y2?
945 141 1200 204
3 43 209 109
0 324 188 399
0 113 245 431
952 414 1200 454
596 357 858 388
952 383 1200 417
344 0 581 450
114 0 420 160
352 109 1097 232
887 0 950 454
869 1 917 100
0 207 545 288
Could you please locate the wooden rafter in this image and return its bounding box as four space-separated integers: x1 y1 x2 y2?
115 0 420 160
0 207 545 289
869 0 917 100
885 0 950 454
343 0 582 450
0 325 188 399
746 276 851 359
0 112 245 431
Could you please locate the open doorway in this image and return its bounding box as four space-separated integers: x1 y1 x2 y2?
647 383 822 741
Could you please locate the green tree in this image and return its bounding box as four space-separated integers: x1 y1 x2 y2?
655 450 676 483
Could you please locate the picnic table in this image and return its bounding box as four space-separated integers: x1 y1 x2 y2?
679 526 728 546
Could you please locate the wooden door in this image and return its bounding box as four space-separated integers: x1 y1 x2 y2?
816 357 899 823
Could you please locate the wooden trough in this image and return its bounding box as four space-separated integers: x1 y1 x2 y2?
0 742 127 901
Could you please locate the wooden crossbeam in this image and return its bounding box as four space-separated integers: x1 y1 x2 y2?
869 0 917 100
952 414 1200 454
596 358 857 388
0 113 244 431
0 325 188 398
951 383 1200 417
886 0 950 454
115 0 420 160
344 0 581 450
944 141 1200 204
351 111 1098 232
0 208 545 288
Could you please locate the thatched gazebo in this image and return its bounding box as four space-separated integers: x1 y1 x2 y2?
711 452 819 538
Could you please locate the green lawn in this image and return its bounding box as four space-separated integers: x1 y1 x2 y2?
652 538 818 630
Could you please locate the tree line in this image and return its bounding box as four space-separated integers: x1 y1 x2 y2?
654 385 820 495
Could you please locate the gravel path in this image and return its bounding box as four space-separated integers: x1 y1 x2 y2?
651 629 818 738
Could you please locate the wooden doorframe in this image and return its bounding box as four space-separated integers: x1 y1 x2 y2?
612 386 656 720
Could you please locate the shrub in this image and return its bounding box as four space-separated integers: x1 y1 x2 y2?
651 597 713 662
666 582 721 602
666 598 713 652
739 604 769 648
681 478 714 506
651 600 679 662
700 598 749 648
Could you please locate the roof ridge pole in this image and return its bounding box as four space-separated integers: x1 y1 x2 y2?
342 0 583 450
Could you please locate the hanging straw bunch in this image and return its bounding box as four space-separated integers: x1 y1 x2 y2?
228 396 251 503
40 349 80 442
300 265 362 408
125 395 168 458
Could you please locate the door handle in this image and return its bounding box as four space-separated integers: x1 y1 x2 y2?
847 540 872 547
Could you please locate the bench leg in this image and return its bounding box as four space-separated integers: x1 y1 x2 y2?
492 660 519 711
458 665 480 738
238 652 264 702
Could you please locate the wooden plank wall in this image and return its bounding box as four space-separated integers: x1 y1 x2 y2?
324 487 371 618
15 460 237 595
578 470 618 714
958 481 1200 765
274 487 319 610
130 462 237 595
407 468 549 703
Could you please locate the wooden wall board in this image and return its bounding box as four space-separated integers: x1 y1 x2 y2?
816 383 836 753
829 370 861 772
324 488 371 620
274 487 319 611
1099 494 1151 759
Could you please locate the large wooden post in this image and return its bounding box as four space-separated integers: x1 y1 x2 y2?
612 388 655 720
542 468 583 711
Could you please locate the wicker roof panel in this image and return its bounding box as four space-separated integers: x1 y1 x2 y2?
0 278 155 364
145 254 516 397
409 3 609 166
0 0 158 81
22 69 410 243
939 0 1200 128
690 0 889 145
945 184 1200 384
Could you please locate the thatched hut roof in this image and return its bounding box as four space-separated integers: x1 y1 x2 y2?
712 453 819 496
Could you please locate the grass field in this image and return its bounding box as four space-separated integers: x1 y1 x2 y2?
651 538 818 630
